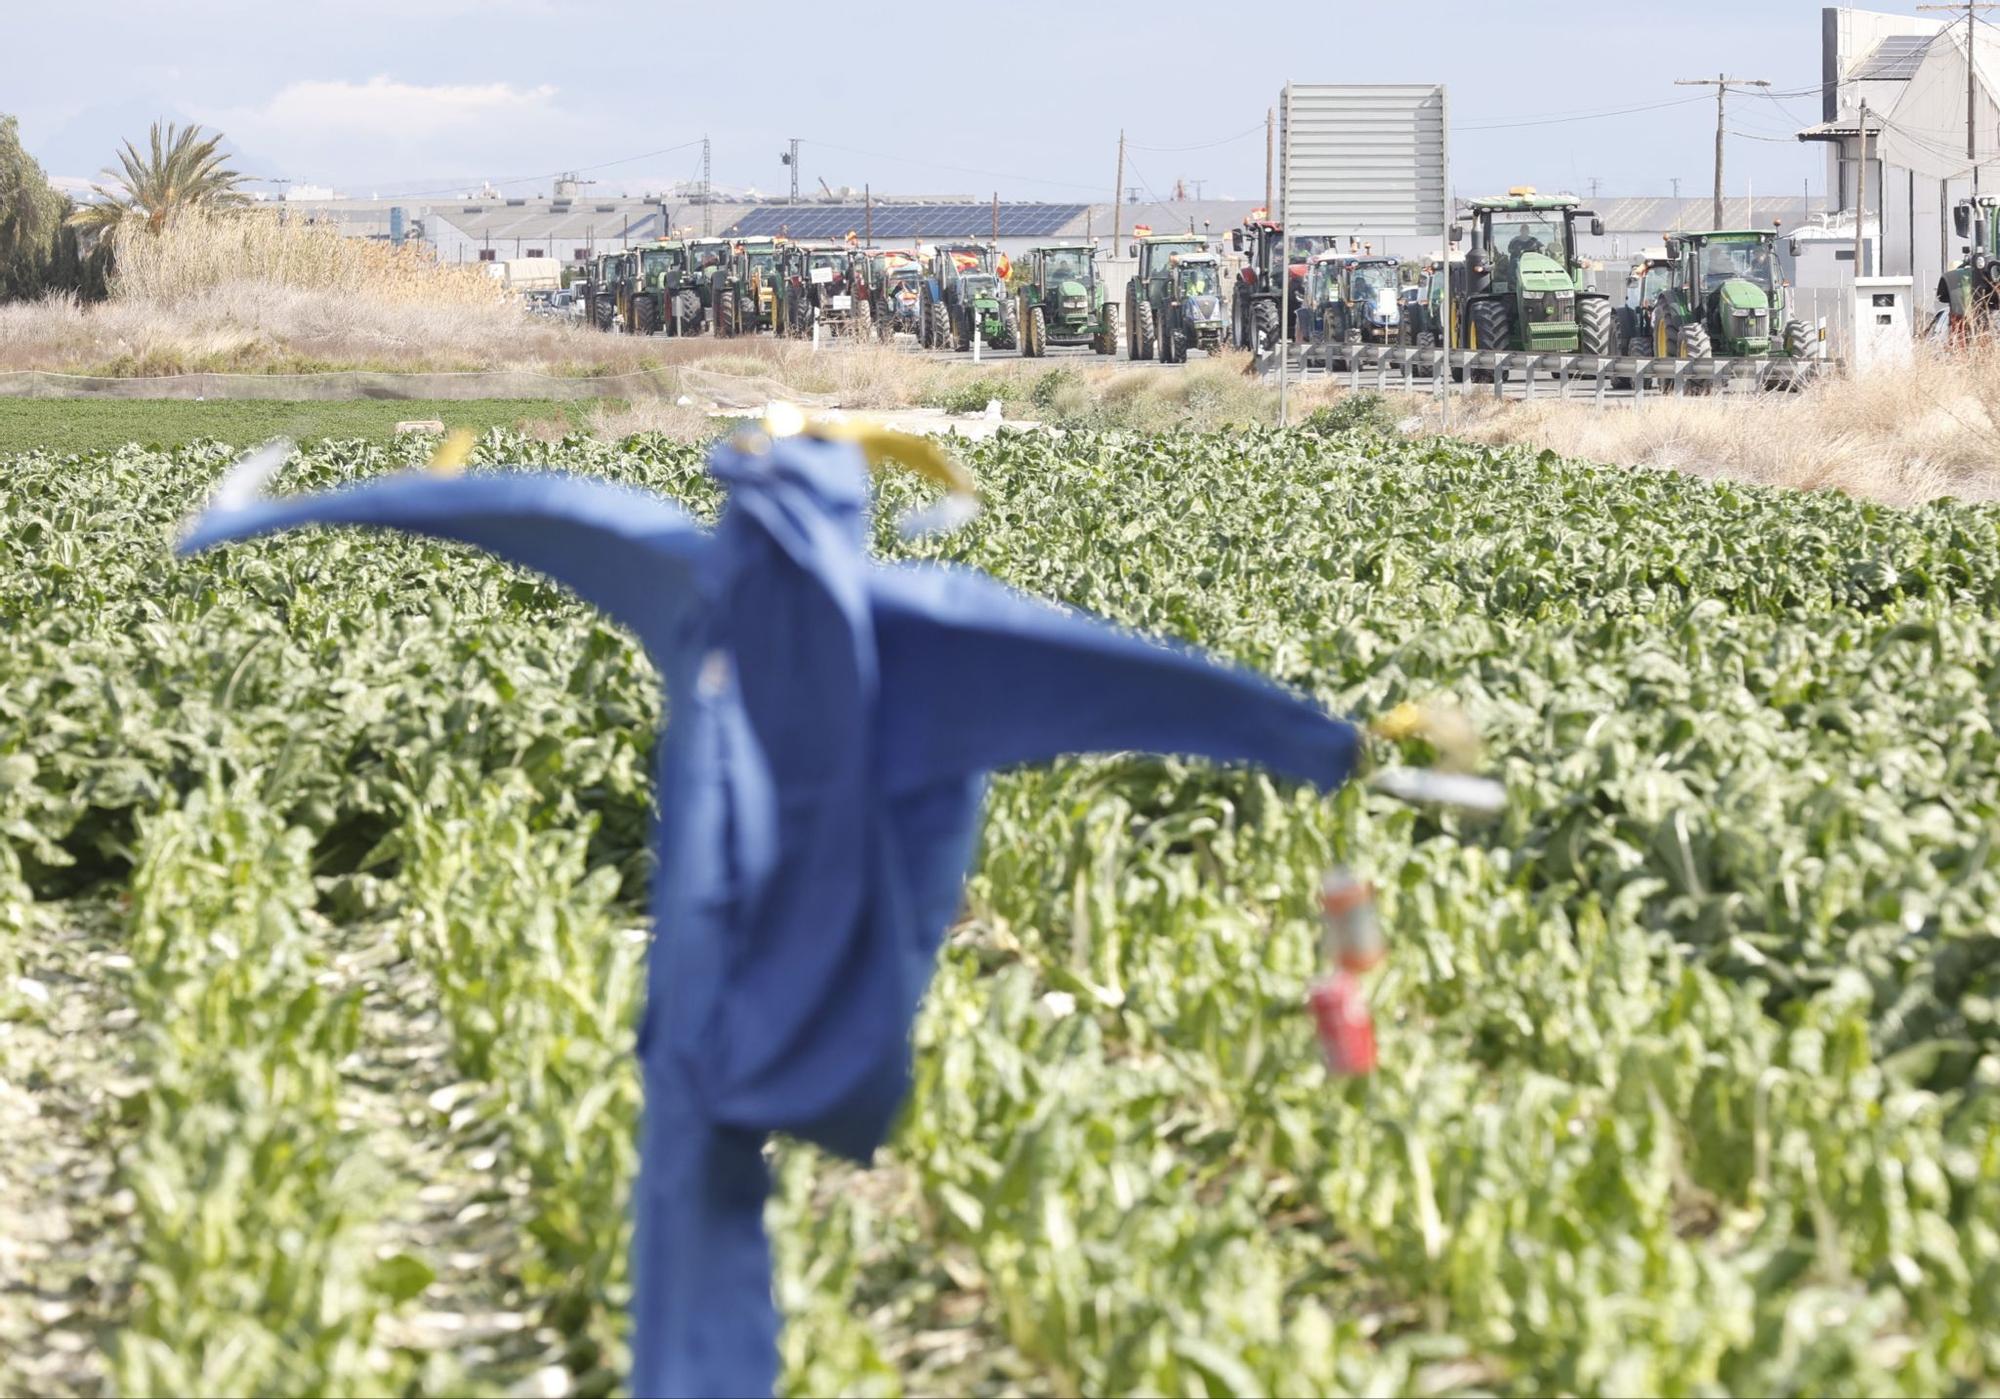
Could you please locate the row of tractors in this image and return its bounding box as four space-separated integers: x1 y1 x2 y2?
574 186 1832 367
576 235 1132 356
1228 188 1821 367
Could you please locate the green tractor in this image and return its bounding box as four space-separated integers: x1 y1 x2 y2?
1149 251 1228 363
1448 188 1613 355
920 242 1018 352
626 240 706 336
1124 232 1208 360
582 251 625 332
1017 244 1121 357
687 237 738 335
1939 197 2000 340
1649 229 1811 359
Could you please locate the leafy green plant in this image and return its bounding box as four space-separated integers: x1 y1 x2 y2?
3 424 1999 1396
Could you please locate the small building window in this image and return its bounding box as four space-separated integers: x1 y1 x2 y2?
478 249 496 262
1834 249 1855 262
573 248 589 262
525 249 544 258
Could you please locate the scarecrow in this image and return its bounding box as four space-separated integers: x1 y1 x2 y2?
180 414 1497 1397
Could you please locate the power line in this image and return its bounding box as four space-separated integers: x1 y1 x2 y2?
1128 122 1267 153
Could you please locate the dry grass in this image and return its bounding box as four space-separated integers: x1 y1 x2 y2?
1403 344 2000 505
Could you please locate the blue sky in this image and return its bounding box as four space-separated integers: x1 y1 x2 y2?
12 0 1860 204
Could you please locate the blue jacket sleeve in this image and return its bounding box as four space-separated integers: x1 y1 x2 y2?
179 470 711 663
869 563 1360 793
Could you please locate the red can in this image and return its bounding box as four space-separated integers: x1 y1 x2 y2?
1308 971 1377 1077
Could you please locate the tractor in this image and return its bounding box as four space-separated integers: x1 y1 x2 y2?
1124 232 1207 360
1939 197 2000 340
728 238 787 335
582 251 625 332
1446 188 1613 355
1650 229 1810 359
859 248 924 339
1300 253 1403 356
779 244 868 338
682 238 738 335
1228 220 1331 352
1017 244 1121 357
921 242 1018 352
1614 248 1676 355
1149 251 1229 363
627 240 705 336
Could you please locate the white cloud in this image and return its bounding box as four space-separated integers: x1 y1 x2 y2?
199 75 584 185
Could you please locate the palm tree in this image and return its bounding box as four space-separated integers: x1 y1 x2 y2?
68 121 244 234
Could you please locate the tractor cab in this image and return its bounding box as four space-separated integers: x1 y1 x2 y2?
1169 252 1221 301
1035 244 1096 295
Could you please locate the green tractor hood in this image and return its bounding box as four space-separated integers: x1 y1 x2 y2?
1516 252 1576 292
1716 278 1771 313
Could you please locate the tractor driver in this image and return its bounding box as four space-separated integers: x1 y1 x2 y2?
1181 263 1214 297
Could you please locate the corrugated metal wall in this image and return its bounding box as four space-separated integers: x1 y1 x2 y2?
1279 84 1448 237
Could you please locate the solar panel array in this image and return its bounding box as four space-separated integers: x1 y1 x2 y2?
721 204 1087 239
1854 33 1934 82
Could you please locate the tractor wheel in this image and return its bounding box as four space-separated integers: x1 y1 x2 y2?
1099 302 1122 356
929 298 955 352
1252 298 1280 352
1024 304 1046 358
1578 295 1614 358
1000 299 1021 350
1613 305 1638 353
1134 299 1156 361
855 300 873 340
1466 298 1510 381
1783 318 1810 359
634 295 661 337
1680 323 1712 358
593 297 616 332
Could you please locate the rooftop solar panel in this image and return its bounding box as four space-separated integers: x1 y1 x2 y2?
721 204 1087 240
1854 33 1934 82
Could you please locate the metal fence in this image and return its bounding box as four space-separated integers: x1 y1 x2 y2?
1270 345 1837 403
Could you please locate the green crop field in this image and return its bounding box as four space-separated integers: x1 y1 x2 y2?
0 398 588 455
3 424 1999 1397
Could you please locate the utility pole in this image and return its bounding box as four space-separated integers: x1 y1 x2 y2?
1264 107 1274 212
781 137 800 203
991 191 999 242
1856 98 1870 275
1587 176 1601 202
1191 178 1206 200
1675 73 1771 229
1918 3 1998 195
700 137 712 235
1112 129 1125 246
1670 175 1682 230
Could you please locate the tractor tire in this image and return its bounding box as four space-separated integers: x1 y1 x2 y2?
1134 299 1156 361
1252 298 1280 352
855 300 872 340
634 295 661 337
1024 304 1046 358
928 298 955 352
593 298 616 332
1468 298 1511 352
1783 318 1811 359
1680 323 1712 359
999 299 1021 351
1578 295 1614 358
1613 305 1638 352
1099 302 1122 356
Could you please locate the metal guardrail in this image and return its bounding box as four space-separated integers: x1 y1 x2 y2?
1268 345 1840 400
